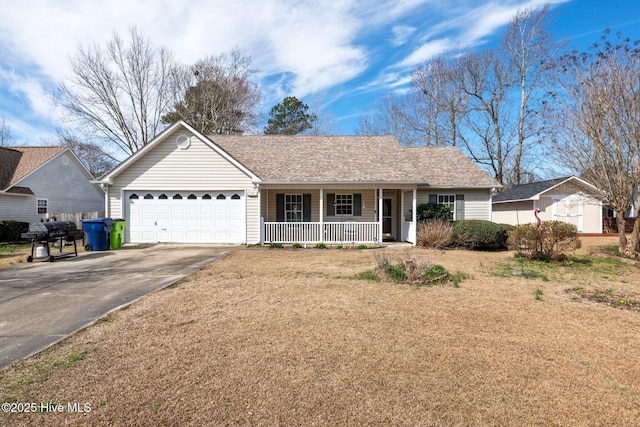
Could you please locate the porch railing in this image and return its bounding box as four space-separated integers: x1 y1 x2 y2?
263 221 379 244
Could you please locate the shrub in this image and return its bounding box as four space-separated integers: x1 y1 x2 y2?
0 221 29 243
372 250 461 286
508 221 581 261
292 243 303 249
417 220 452 248
269 242 284 248
315 242 327 249
416 203 451 222
450 220 508 250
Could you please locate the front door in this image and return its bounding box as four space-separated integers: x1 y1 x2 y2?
383 198 393 239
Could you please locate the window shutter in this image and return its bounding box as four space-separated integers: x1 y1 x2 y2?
428 194 437 204
353 193 362 216
303 194 312 222
455 194 465 220
276 194 285 222
327 193 335 216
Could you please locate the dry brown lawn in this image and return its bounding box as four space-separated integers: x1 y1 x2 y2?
2 236 640 426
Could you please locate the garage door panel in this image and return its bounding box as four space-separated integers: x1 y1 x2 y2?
185 218 200 227
127 191 244 243
141 205 156 214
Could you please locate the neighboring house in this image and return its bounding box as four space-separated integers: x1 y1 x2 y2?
0 146 105 223
97 121 500 245
492 176 604 233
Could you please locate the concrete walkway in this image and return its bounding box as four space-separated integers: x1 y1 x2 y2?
0 244 234 369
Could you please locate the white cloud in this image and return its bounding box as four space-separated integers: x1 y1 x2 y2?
0 0 575 138
396 38 455 68
391 26 417 46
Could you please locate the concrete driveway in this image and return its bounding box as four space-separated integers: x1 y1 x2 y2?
0 244 235 369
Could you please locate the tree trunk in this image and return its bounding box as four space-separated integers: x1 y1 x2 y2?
616 209 628 255
625 215 640 258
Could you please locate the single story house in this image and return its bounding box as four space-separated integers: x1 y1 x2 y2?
0 146 105 223
492 176 604 233
97 121 501 245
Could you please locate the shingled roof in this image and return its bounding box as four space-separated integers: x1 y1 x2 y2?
492 177 571 203
0 146 67 192
211 134 500 188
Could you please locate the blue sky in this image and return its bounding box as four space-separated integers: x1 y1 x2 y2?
1 0 639 158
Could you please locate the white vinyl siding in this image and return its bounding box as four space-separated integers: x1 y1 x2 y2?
415 189 492 221
491 201 534 225
0 152 104 223
107 129 259 244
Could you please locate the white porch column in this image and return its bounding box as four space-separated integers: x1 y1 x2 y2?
378 188 383 244
319 188 324 242
412 188 417 246
401 190 405 242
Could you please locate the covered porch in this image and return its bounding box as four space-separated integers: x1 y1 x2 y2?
259 186 417 245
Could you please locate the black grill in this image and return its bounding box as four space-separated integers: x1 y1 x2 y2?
21 221 85 262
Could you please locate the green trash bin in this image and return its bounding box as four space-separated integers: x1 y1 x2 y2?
110 219 126 249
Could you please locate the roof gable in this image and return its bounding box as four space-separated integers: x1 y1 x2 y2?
0 146 67 191
100 121 259 184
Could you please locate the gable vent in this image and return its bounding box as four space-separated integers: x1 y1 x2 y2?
176 135 190 150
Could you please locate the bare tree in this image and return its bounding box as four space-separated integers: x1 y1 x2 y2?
451 50 516 185
305 95 337 135
57 130 118 177
0 114 13 146
356 93 424 145
550 30 640 255
360 6 556 186
164 48 261 135
501 5 557 186
55 27 177 155
411 56 468 146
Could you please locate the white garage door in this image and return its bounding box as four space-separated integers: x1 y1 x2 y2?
127 191 244 243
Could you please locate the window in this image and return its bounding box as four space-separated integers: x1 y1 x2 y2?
202 194 212 200
129 194 139 200
188 194 197 199
216 194 226 200
285 194 303 222
144 194 154 199
438 194 455 220
173 194 182 199
231 194 241 200
335 194 353 215
37 199 47 215
159 194 168 199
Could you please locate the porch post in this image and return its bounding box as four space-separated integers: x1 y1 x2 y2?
401 190 405 242
412 188 417 246
319 188 324 243
378 188 383 244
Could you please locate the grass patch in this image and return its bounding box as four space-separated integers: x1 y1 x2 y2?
269 242 284 249
315 242 327 249
0 350 91 397
0 244 29 255
493 252 633 283
353 269 380 281
565 287 640 312
292 243 303 249
598 244 622 257
535 287 544 301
